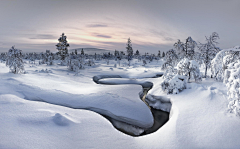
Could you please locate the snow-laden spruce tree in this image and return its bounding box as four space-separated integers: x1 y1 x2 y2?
177 58 202 82
56 33 69 65
81 48 84 55
198 32 220 78
174 36 197 60
161 49 178 70
158 50 161 58
6 46 24 74
126 38 133 66
0 53 7 62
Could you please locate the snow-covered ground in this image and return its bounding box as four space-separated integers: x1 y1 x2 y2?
1 59 240 149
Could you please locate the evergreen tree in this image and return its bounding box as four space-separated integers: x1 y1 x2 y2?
135 50 140 55
114 50 119 57
81 48 84 55
158 50 161 57
6 46 24 74
56 33 69 64
162 52 165 57
126 38 133 66
75 49 78 55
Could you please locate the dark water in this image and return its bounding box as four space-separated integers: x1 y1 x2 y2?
141 108 169 136
92 74 170 137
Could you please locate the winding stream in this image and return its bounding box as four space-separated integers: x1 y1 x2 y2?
93 74 171 136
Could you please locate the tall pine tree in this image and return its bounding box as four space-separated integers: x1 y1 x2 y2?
126 38 133 66
56 33 69 64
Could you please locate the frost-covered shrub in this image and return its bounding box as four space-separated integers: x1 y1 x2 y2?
68 58 84 75
142 60 147 66
189 60 202 82
0 53 7 61
161 74 187 94
163 66 177 80
39 69 52 73
6 46 24 74
40 50 53 65
177 58 202 82
224 60 240 115
85 59 95 66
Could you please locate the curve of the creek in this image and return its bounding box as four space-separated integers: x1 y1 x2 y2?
92 74 170 137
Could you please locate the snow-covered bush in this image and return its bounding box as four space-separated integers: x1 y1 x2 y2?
85 59 95 66
40 50 53 65
177 58 202 82
189 60 202 82
6 46 24 74
161 66 187 94
39 69 52 73
0 53 7 62
68 58 84 75
163 66 177 80
161 74 187 94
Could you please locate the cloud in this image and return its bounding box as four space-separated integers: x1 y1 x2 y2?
29 34 56 39
94 34 112 38
149 29 175 42
64 26 82 31
87 24 108 28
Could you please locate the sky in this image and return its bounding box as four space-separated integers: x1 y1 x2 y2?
0 0 239 54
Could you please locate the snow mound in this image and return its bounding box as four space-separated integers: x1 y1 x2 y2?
52 113 74 126
145 95 172 112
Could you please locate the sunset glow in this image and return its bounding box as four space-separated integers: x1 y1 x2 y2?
0 0 239 53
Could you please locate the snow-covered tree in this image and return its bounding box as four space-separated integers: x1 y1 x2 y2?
161 49 178 70
6 46 24 74
198 32 220 77
114 50 119 57
162 52 165 57
56 33 69 65
224 60 240 115
81 48 84 55
173 39 185 58
135 50 140 56
158 50 161 57
211 46 240 81
174 37 197 60
0 53 7 62
126 38 133 66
